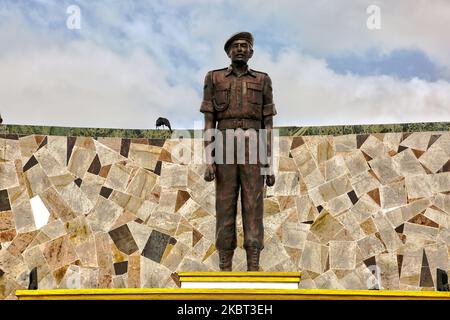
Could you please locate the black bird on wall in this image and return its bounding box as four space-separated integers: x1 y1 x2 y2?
156 117 172 133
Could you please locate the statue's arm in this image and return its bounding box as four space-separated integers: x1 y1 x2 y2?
262 74 277 185
200 72 216 181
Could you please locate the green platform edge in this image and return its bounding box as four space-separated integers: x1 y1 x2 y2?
1 122 450 138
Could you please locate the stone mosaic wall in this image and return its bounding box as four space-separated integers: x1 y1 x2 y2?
1 126 450 299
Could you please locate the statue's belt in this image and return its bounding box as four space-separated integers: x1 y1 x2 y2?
217 119 262 130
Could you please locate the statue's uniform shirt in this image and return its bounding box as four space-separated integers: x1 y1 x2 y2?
199 65 277 252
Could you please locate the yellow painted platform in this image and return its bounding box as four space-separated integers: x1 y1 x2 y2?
15 288 450 300
178 271 302 283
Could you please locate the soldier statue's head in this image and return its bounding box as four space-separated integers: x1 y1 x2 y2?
224 31 254 64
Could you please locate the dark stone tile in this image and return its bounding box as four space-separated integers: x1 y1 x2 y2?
108 225 139 255
23 155 38 172
361 150 372 161
302 221 313 224
0 268 4 277
397 254 403 276
74 178 82 188
316 205 323 213
87 154 101 175
428 134 441 149
397 145 408 153
120 138 131 158
290 137 305 150
420 250 434 287
0 189 11 212
408 214 439 228
171 272 181 288
395 224 404 234
356 134 369 149
154 160 162 176
0 134 19 140
364 256 376 269
401 132 412 142
114 261 128 275
367 188 381 206
67 137 76 165
411 149 425 159
175 190 190 212
131 138 148 145
141 230 171 263
439 159 450 173
99 186 113 199
37 136 48 150
148 139 166 147
347 190 359 205
192 229 203 247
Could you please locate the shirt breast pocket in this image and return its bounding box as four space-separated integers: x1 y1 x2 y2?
213 82 230 111
247 82 263 105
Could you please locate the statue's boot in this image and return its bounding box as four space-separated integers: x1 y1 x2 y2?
246 247 261 271
219 250 234 271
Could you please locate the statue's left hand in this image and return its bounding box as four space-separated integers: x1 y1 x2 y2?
265 174 275 187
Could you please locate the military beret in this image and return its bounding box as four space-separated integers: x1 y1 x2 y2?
224 31 254 53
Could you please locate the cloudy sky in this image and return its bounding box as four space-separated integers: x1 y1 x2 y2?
1 0 450 129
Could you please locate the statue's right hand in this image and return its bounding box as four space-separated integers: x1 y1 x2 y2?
204 164 216 182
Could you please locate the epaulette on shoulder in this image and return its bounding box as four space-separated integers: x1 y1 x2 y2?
210 67 228 73
250 69 268 76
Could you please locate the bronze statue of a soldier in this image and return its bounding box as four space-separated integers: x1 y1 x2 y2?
199 32 277 271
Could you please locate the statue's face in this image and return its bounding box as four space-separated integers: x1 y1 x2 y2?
227 39 253 63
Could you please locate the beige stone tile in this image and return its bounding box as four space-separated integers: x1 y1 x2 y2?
325 194 352 216
40 187 78 222
0 138 21 162
11 199 35 233
161 242 190 271
264 210 291 237
324 155 348 181
424 244 449 286
64 215 92 247
336 211 365 240
87 197 123 232
384 207 403 228
405 174 433 199
126 168 158 199
160 163 188 189
317 174 352 202
58 182 94 214
419 143 449 173
400 198 432 222
104 163 134 192
336 270 367 289
349 194 380 223
357 234 385 260
380 180 407 210
296 195 319 222
140 257 171 288
309 211 343 244
41 220 66 240
19 135 38 162
373 213 402 252
360 135 389 159
24 164 52 197
34 147 67 177
433 193 450 214
376 252 400 290
94 139 126 166
383 133 403 152
403 222 438 242
314 270 345 289
0 161 19 190
127 221 152 252
47 136 67 167
351 171 380 198
48 173 76 189
96 137 121 154
399 243 422 286
128 143 161 170
43 235 78 271
110 191 143 215
75 237 98 268
268 171 300 196
79 172 104 204
291 144 316 176
424 207 449 229
135 200 157 223
280 222 309 249
344 151 369 177
393 148 426 177
67 146 96 179
369 155 400 185
334 134 357 153
277 137 292 158
399 132 431 151
330 241 356 270
299 241 328 274
430 172 450 193
302 168 325 190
